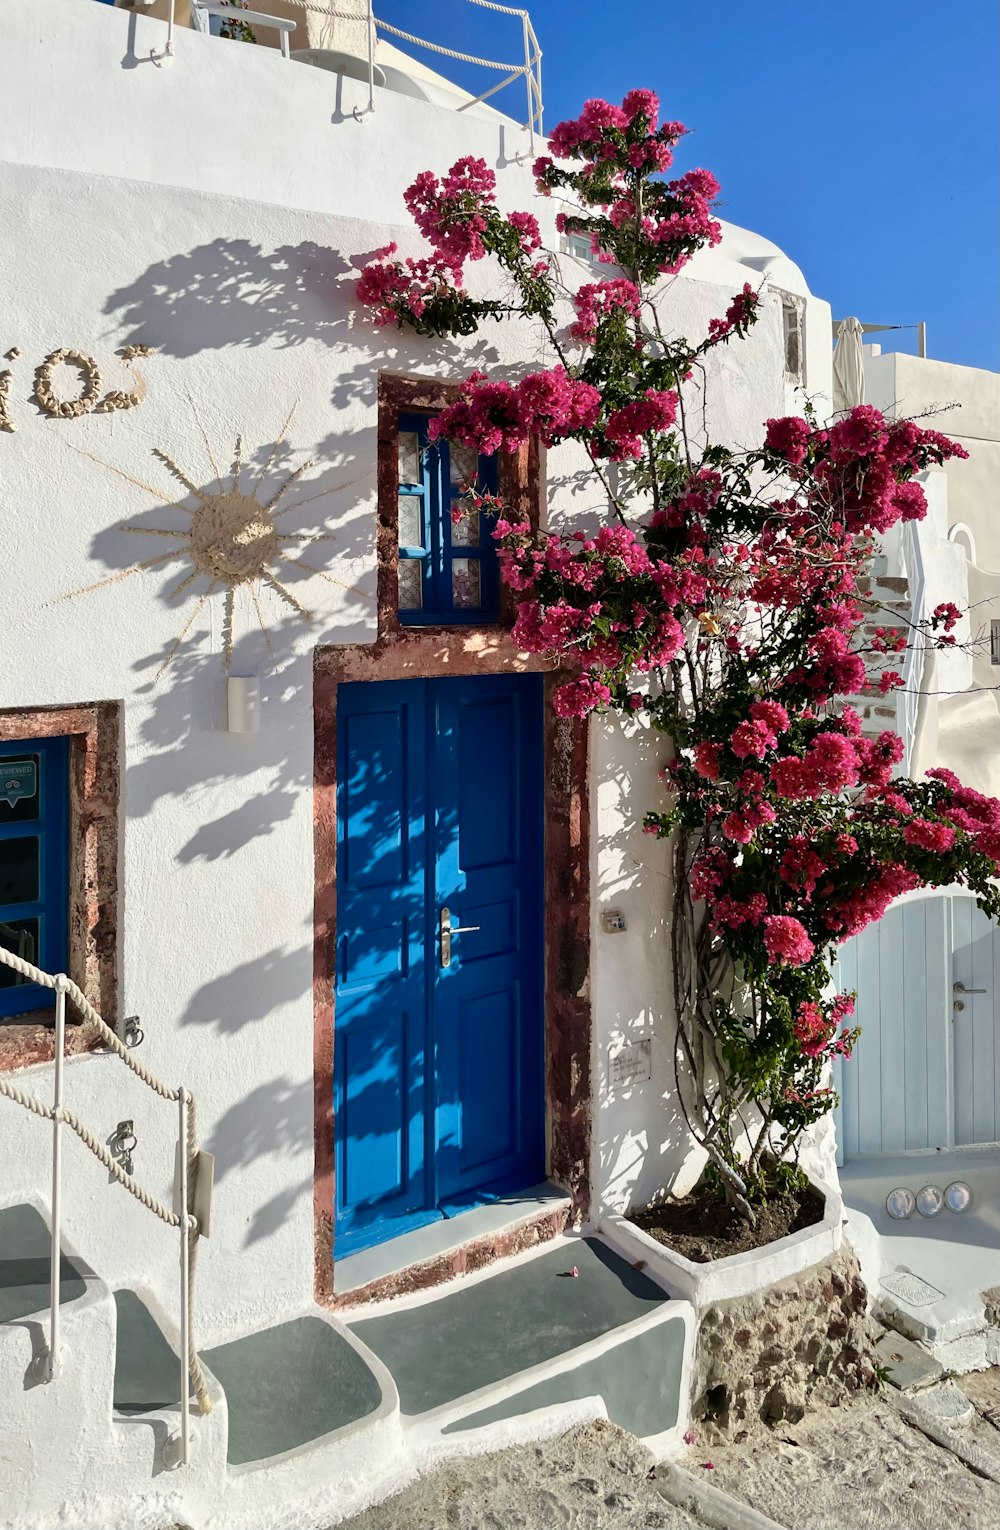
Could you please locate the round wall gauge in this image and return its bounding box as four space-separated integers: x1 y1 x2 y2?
944 1181 972 1213
886 1187 915 1219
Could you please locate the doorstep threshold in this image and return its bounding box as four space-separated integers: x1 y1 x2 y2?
334 1182 570 1297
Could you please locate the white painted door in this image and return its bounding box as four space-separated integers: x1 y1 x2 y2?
951 896 1000 1145
832 893 1000 1158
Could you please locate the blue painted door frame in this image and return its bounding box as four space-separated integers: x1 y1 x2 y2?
0 736 70 1018
334 674 544 1256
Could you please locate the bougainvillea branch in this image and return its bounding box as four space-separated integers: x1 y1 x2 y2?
356 89 996 1221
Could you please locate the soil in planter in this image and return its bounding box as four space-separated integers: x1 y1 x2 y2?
629 1180 825 1263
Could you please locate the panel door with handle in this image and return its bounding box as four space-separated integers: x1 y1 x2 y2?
833 891 1000 1158
334 674 544 1256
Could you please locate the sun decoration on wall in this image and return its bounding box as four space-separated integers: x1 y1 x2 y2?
64 406 363 678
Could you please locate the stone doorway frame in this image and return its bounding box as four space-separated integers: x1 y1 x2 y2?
311 373 593 1308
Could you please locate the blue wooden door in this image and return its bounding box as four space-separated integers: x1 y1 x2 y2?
334 674 544 1255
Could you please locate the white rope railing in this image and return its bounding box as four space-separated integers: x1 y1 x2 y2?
374 18 522 72
0 949 211 1468
181 0 543 145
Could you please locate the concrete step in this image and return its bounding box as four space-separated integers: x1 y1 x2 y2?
203 1314 386 1467
347 1232 693 1451
0 1200 117 1526
0 1213 693 1527
110 1285 228 1491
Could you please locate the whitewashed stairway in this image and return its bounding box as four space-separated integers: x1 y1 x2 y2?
0 1199 694 1530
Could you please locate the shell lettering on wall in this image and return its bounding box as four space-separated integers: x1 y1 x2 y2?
32 345 156 419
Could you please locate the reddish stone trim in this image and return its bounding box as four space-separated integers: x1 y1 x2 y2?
0 702 120 1071
331 1202 573 1312
311 374 590 1308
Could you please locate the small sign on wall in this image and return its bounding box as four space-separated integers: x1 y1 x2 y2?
608 1036 652 1093
1 759 36 809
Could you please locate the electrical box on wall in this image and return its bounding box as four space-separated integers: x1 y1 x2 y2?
601 908 627 933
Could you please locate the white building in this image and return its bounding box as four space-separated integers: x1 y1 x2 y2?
830 335 1000 1372
0 4 836 1525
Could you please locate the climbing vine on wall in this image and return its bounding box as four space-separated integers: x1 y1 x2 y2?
355 90 1000 1221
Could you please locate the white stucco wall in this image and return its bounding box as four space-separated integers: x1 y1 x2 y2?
865 350 1000 569
0 0 833 1324
864 349 1000 798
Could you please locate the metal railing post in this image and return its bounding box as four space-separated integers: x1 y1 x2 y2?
178 1088 191 1468
47 975 68 1382
520 12 533 152
367 0 376 116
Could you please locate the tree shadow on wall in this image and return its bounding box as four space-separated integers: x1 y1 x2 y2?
102 236 541 406
102 240 356 356
591 710 702 1212
89 233 563 1250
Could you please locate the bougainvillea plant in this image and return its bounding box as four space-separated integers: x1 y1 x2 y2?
356 90 1000 1224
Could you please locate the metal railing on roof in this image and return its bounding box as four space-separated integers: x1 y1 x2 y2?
158 0 543 147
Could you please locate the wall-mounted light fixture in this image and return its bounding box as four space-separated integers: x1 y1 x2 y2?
227 675 260 734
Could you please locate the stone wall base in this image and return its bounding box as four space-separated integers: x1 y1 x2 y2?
694 1243 878 1438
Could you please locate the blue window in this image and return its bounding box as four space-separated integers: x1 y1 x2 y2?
0 737 70 1019
396 412 501 625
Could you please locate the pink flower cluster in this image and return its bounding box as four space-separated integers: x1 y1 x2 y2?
764 405 969 538
932 601 962 632
430 368 601 456
356 244 463 327
707 283 760 343
403 156 496 267
552 676 612 718
903 818 956 852
545 89 684 161
507 210 542 256
603 389 679 459
731 700 790 760
570 279 642 343
793 996 857 1059
763 915 814 968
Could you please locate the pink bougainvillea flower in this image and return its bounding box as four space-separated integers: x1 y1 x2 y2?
763 916 815 968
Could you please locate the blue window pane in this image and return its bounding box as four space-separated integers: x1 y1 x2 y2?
396 411 501 626
0 919 39 983
0 838 40 906
0 737 69 1018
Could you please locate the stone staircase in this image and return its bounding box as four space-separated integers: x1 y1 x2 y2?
0 1200 694 1530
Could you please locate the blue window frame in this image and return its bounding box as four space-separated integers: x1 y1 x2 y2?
0 737 70 1019
397 411 501 625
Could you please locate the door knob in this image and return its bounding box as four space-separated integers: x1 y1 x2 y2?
439 906 481 969
954 982 987 994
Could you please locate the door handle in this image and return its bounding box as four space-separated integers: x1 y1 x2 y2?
439 906 481 969
954 982 987 994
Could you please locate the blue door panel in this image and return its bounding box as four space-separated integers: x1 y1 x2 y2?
341 708 410 890
334 674 543 1255
456 696 517 869
335 682 430 1254
340 1014 407 1208
0 736 69 1018
457 985 518 1174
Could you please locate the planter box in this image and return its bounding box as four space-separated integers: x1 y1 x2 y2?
599 1178 844 1312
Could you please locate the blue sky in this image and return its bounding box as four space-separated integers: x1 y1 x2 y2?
375 0 999 371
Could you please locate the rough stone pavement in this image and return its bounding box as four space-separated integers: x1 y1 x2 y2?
333 1420 710 1529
